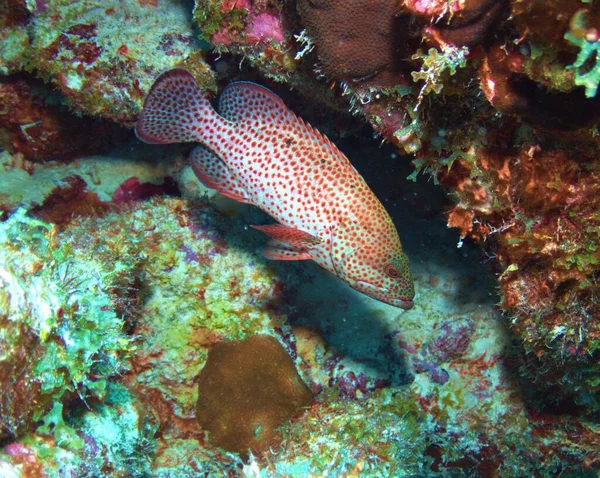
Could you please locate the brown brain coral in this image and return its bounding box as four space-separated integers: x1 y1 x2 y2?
195 334 314 458
296 0 411 84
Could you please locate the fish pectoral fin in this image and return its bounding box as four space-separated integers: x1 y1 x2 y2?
250 224 321 251
262 240 313 261
189 146 252 204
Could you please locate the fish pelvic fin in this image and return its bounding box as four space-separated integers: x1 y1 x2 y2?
262 239 313 261
251 224 321 261
190 145 252 204
135 68 223 145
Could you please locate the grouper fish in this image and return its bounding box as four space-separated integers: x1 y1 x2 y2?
135 68 415 309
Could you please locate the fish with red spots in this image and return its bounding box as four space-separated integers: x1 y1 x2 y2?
135 68 415 309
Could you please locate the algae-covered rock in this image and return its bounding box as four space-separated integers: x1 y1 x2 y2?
0 0 216 125
0 383 159 477
0 209 140 442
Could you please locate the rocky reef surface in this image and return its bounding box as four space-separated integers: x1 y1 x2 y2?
1 0 600 476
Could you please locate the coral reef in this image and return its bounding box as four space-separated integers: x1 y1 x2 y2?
1 0 600 474
2 0 216 125
1 136 600 475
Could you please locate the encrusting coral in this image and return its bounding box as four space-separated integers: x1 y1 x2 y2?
195 334 313 458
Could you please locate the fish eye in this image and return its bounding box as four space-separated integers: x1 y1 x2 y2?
384 263 400 278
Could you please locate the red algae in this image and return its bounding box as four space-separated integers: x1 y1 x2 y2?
30 176 110 228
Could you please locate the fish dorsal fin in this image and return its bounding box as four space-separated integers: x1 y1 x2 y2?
189 145 252 204
301 119 361 175
218 81 294 127
219 81 360 176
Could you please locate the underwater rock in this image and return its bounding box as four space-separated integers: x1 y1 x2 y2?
0 77 124 163
508 1 600 98
195 334 313 458
0 1 29 75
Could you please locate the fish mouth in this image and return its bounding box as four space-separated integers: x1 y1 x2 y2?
355 281 414 310
387 298 414 310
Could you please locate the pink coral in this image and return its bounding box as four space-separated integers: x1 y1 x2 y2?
247 12 285 43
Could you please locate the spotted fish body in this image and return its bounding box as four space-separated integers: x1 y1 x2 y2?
136 68 415 309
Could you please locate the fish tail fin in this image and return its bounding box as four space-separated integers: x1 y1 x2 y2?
135 68 220 145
